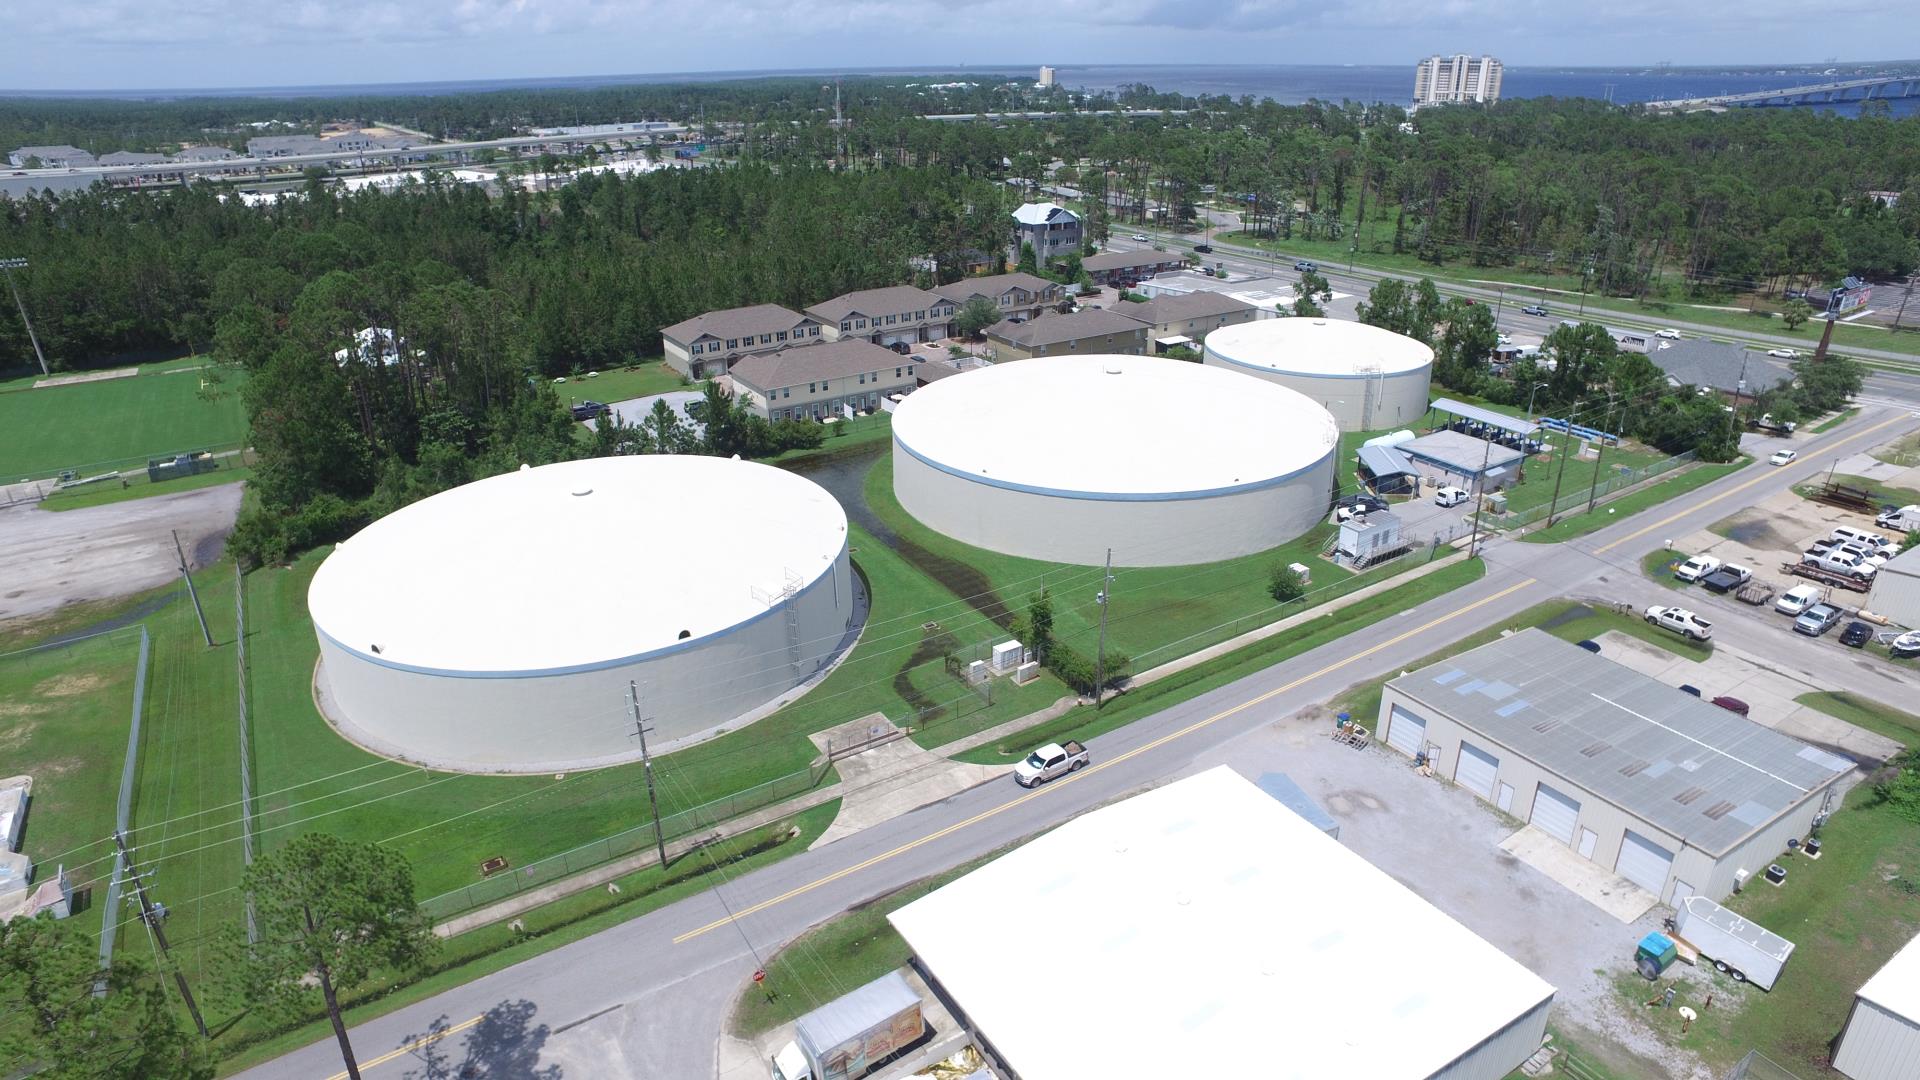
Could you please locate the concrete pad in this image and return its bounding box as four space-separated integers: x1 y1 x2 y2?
808 717 1009 850
1836 452 1905 481
1499 825 1658 923
1592 631 1903 764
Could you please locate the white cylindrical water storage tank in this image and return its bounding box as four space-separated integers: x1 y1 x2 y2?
890 355 1338 568
1203 318 1433 431
307 456 855 773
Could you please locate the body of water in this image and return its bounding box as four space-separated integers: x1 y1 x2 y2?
6 62 1915 118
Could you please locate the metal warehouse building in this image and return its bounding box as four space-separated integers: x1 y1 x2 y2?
1866 547 1920 630
1379 630 1853 905
1202 317 1434 431
1834 932 1920 1080
890 356 1338 567
308 456 856 773
888 767 1555 1080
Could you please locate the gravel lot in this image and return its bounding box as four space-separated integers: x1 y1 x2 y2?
1188 706 1711 1078
0 482 243 625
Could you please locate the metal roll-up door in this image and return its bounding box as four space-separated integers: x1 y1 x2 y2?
1386 705 1427 756
1531 783 1580 846
1616 830 1676 897
1455 742 1499 800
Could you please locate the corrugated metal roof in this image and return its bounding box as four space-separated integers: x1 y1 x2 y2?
1429 397 1540 435
793 970 920 1057
1357 443 1416 477
1388 629 1849 855
1400 430 1527 475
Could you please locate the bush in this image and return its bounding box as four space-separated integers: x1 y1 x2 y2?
1045 642 1131 695
1269 563 1306 603
1876 749 1920 824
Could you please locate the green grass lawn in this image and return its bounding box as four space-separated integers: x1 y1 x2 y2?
0 629 144 942
865 454 1394 675
1875 430 1920 469
1605 782 1920 1077
1798 692 1920 749
957 556 1486 763
549 360 688 406
1813 408 1861 434
1519 458 1750 544
1642 548 1688 587
0 365 247 478
1796 472 1920 509
1502 442 1668 515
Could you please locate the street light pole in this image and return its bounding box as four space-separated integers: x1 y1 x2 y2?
0 257 49 377
1526 381 1549 419
1092 549 1114 708
1544 400 1584 529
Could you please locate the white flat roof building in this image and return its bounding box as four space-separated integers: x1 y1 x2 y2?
891 355 1338 566
890 767 1555 1080
309 456 856 771
1203 318 1435 431
1835 932 1920 1080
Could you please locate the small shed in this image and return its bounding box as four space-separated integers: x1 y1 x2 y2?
785 970 924 1080
1256 772 1340 840
1356 443 1418 495
1834 931 1920 1080
1338 510 1404 562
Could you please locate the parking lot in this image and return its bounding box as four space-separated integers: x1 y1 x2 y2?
1188 708 1709 1078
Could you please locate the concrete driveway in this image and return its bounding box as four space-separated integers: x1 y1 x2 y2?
1188 708 1702 1077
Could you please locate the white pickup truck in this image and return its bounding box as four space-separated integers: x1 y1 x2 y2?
1014 740 1089 787
1802 547 1876 582
1673 555 1722 583
1645 605 1713 641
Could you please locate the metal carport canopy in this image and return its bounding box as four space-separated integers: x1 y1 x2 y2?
1357 443 1416 477
1430 397 1541 436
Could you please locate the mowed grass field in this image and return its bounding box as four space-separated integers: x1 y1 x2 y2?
0 364 246 478
0 629 142 941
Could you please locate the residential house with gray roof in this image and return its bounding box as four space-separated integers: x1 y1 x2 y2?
8 145 94 168
933 272 1066 324
1648 339 1793 398
805 286 956 346
728 339 917 421
984 307 1149 361
661 303 823 378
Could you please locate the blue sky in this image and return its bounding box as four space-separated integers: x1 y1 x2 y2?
6 1 1915 92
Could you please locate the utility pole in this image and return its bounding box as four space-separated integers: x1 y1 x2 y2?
1092 549 1114 708
628 681 668 867
1544 402 1583 528
171 530 213 647
1813 310 1838 362
113 832 209 1037
1 257 50 377
833 79 845 169
1468 435 1494 558
1894 274 1916 331
1588 392 1620 514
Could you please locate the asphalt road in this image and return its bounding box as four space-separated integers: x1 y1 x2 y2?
237 405 1920 1080
1104 220 1920 372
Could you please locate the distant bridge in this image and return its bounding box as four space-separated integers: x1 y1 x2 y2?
1644 75 1920 112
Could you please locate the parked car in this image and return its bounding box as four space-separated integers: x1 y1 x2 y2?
1014 740 1089 787
1794 603 1844 637
1809 540 1891 570
888 341 912 355
1519 304 1549 317
1335 494 1388 522
1769 450 1797 466
1766 348 1798 359
1673 554 1723 583
1832 525 1895 552
1775 584 1823 616
1646 605 1713 641
1679 684 1703 697
1803 548 1875 581
1294 260 1317 272
1701 565 1754 593
569 400 608 420
1841 621 1875 648
1575 639 1602 654
1435 486 1472 508
1711 696 1751 716
1656 328 1682 339
1756 413 1797 434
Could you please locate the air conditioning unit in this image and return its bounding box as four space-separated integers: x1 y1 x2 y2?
1733 868 1750 893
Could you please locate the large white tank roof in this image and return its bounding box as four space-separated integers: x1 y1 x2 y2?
308 456 847 675
1205 318 1434 378
891 356 1336 499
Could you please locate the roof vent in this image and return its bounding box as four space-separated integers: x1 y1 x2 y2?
572 487 593 497
1104 363 1122 374
1312 320 1327 326
1674 786 1708 805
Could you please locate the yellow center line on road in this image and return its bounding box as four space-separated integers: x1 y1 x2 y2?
671 575 1539 946
1596 411 1913 556
323 1013 486 1080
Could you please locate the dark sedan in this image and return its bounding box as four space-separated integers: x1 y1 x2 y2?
569 400 608 421
1841 621 1874 648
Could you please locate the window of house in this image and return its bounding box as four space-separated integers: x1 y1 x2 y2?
894 367 902 378
782 388 790 398
761 334 772 344
808 382 816 393
855 319 866 329
841 321 852 332
811 326 820 336
726 339 738 349
776 331 787 342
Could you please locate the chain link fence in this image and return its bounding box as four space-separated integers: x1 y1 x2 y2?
1499 449 1700 532
2 441 251 507
417 761 827 920
1726 1049 1803 1080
